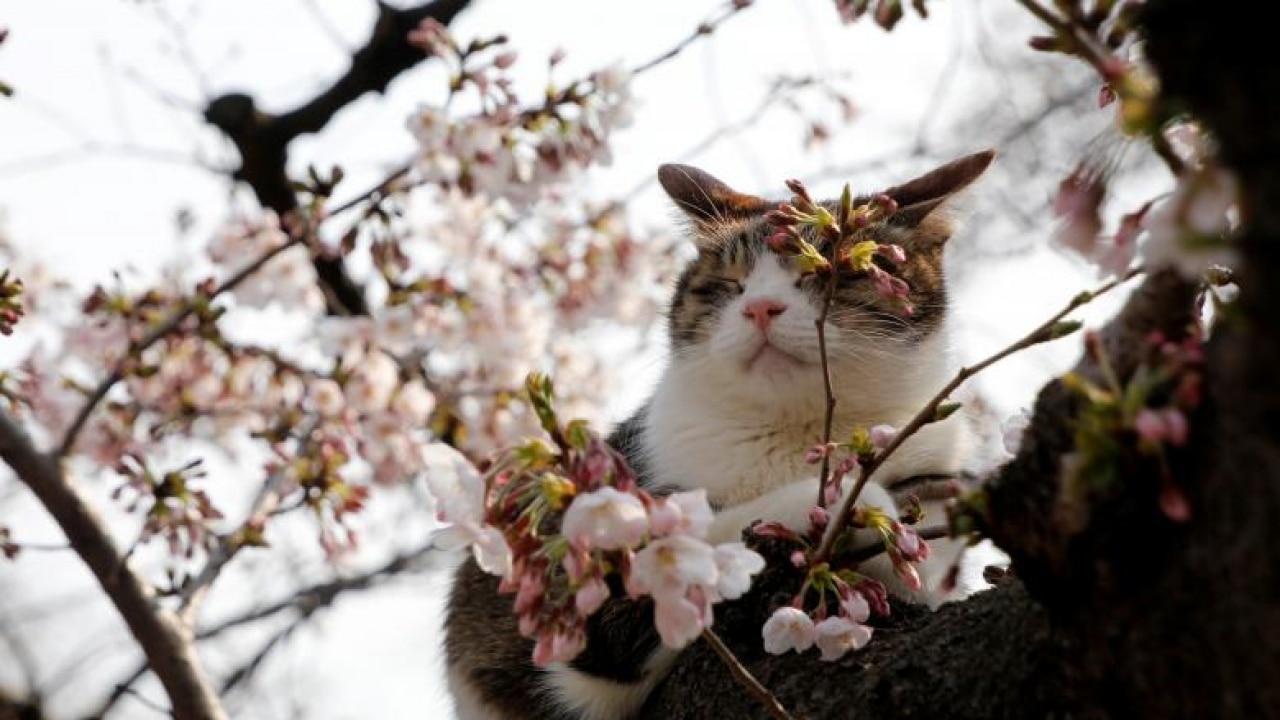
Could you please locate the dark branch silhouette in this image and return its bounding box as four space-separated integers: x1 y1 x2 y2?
203 0 472 316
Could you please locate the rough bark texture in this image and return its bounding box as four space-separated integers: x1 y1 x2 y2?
641 2 1280 717
204 0 471 316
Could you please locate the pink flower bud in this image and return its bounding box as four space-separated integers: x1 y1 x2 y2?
823 480 842 507
493 51 518 69
1161 408 1189 446
1159 480 1192 523
872 194 898 216
894 557 922 591
575 577 610 615
752 521 802 543
765 231 794 252
808 506 829 530
790 550 808 568
513 572 546 614
871 268 909 300
878 243 907 265
868 424 897 450
765 206 800 227
1134 408 1168 444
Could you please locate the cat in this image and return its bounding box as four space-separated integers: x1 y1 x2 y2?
444 150 996 720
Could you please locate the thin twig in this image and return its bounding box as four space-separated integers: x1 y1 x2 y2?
1012 0 1184 177
177 418 319 620
701 627 799 720
630 0 753 77
93 539 442 719
812 268 1143 561
56 239 299 458
814 274 839 508
2 540 69 553
327 163 413 219
57 161 411 459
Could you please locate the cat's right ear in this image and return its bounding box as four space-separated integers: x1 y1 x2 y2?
884 150 996 227
658 164 768 225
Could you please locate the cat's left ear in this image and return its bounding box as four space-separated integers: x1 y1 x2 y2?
884 150 996 227
657 164 769 224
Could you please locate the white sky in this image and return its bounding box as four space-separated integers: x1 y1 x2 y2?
0 1 1150 717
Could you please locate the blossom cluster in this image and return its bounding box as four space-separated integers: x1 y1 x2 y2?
1061 327 1205 523
750 421 932 661
111 454 223 558
1052 157 1238 281
425 374 765 665
6 46 671 561
0 269 23 335
765 179 913 314
752 495 927 661
407 20 634 207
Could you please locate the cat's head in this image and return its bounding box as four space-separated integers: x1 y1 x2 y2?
658 151 993 409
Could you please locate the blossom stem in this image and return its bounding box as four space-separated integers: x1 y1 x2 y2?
811 267 1143 562
815 272 840 508
701 627 799 720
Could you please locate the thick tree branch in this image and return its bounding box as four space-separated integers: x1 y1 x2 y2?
203 0 471 316
0 413 226 720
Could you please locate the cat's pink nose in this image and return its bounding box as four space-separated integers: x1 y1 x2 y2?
743 298 787 331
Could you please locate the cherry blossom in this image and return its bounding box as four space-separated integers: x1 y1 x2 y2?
1002 408 1032 456
654 592 711 649
813 616 874 661
712 542 767 600
1143 165 1239 278
868 424 897 449
762 606 817 655
423 443 512 577
628 534 719 602
561 486 649 550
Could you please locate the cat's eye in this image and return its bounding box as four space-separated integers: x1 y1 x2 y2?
793 273 868 290
714 277 745 293
690 277 744 298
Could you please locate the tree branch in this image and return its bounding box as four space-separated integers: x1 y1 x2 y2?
203 0 472 317
812 268 1143 561
0 412 226 720
58 238 303 458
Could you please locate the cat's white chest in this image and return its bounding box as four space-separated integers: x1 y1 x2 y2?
644 400 818 506
638 352 971 507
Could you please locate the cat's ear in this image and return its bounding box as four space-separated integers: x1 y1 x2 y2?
884 150 995 227
658 164 768 223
